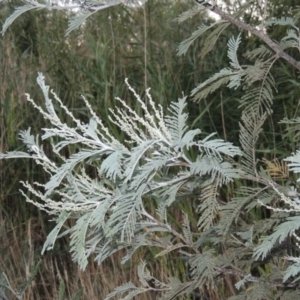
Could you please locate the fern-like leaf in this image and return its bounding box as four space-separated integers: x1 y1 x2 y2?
177 21 228 56
265 17 297 27
254 215 300 260
285 150 300 177
218 186 263 234
69 213 92 270
263 158 289 179
191 155 240 184
228 34 242 70
191 68 235 101
189 249 217 289
158 277 192 300
244 45 273 61
1 3 41 35
239 111 267 175
199 21 230 59
283 260 300 283
175 5 204 24
41 211 70 254
104 282 141 300
165 97 189 146
197 178 220 230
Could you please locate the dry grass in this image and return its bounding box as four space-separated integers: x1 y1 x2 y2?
0 204 189 299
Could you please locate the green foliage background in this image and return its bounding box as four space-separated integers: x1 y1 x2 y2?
1 0 300 299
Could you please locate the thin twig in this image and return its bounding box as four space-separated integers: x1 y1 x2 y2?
216 266 300 288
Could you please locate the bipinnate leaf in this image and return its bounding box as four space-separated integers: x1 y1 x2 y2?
2 4 39 35
254 216 300 260
42 211 70 254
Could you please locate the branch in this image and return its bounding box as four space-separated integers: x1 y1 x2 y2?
216 266 300 288
195 1 300 71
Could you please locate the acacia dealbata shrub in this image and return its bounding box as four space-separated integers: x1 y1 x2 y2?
2 0 300 299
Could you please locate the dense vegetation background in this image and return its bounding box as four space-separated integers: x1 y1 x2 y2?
1 0 300 299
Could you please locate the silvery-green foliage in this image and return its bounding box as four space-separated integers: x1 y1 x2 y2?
176 2 300 297
177 20 230 58
252 147 300 283
3 0 300 298
264 17 300 50
240 113 300 283
0 73 242 298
